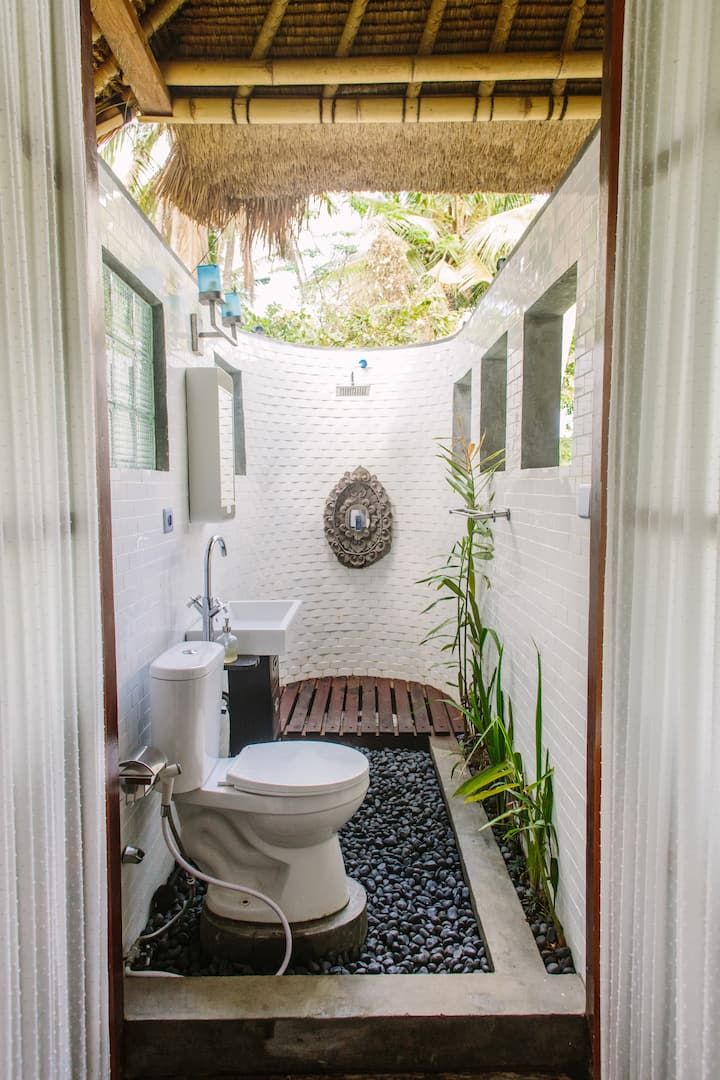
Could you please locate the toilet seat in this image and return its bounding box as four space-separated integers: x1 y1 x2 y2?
225 740 368 797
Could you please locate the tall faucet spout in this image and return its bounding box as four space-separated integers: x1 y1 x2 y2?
203 535 228 640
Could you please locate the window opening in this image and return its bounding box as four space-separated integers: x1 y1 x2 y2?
480 334 508 470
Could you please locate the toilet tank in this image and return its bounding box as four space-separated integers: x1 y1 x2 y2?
150 641 225 793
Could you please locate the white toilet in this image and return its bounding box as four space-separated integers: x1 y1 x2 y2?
150 640 369 925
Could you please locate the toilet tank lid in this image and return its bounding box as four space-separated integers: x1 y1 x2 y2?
226 740 369 796
150 641 225 681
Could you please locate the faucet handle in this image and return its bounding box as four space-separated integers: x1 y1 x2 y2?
209 597 227 619
187 594 203 610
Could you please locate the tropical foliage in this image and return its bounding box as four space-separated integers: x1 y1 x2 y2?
419 439 563 935
455 649 561 930
100 125 544 346
419 439 503 707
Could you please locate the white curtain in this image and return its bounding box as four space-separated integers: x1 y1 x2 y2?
0 3 109 1078
602 0 720 1076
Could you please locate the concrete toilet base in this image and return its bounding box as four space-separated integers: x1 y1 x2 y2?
200 878 368 970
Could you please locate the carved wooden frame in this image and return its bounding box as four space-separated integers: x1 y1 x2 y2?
324 466 393 568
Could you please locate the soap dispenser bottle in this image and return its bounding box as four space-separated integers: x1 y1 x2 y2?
216 617 239 664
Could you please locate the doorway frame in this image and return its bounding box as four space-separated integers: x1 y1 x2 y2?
80 3 626 1074
586 0 625 1076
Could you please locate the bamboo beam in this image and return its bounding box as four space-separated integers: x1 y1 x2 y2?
238 0 291 97
159 51 603 88
94 0 188 97
552 0 587 98
479 0 519 98
406 0 449 100
96 110 127 140
139 93 602 125
323 0 371 99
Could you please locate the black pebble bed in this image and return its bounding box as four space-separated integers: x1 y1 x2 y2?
490 820 576 976
131 747 491 976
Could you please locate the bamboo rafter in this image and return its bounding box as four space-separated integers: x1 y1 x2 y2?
140 93 601 125
94 0 189 97
552 0 587 99
479 0 520 99
238 0 291 97
159 51 603 87
406 0 449 100
323 0 371 100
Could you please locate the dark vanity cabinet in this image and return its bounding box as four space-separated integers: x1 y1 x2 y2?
226 654 281 754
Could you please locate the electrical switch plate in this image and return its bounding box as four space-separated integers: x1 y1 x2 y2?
162 507 174 534
577 484 591 519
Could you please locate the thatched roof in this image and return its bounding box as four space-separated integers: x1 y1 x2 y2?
92 0 604 226
157 121 596 226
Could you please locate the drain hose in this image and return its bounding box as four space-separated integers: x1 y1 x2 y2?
160 807 293 976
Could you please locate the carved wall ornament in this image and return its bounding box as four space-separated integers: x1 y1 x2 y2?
324 467 393 568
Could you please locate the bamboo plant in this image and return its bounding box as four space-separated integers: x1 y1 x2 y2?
454 649 561 931
419 438 503 713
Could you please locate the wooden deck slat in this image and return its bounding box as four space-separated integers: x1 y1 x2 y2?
279 682 300 730
285 678 315 733
281 676 459 739
343 676 360 734
305 677 332 733
324 676 346 733
360 676 377 734
409 681 432 733
394 679 415 733
446 700 465 736
426 685 452 733
376 677 395 733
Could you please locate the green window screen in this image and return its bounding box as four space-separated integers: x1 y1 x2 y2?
104 263 156 469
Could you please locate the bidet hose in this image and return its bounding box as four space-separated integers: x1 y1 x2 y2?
160 809 293 976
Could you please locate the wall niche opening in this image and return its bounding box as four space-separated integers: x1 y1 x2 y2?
452 370 472 455
521 264 577 469
480 333 508 471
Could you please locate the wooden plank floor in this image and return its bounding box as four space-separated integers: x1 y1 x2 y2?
279 676 464 739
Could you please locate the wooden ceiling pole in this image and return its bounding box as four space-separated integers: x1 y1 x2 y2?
159 52 603 87
478 0 519 99
93 0 188 99
552 0 587 106
141 93 601 125
237 0 291 98
323 0 371 100
406 0 449 102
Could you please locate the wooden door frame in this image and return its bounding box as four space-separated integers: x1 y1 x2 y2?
586 0 625 1076
76 0 626 1073
78 1 125 1075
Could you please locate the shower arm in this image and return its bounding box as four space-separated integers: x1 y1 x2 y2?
449 508 511 523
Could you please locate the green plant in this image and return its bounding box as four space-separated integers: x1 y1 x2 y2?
419 439 503 711
454 648 562 934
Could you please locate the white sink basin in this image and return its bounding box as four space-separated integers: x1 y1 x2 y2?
186 599 301 656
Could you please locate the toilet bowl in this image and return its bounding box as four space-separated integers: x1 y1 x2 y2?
151 641 369 925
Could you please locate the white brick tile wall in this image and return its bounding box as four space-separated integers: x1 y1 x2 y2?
445 132 601 974
102 132 601 970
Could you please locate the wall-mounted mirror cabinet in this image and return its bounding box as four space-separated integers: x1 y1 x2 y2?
186 367 236 522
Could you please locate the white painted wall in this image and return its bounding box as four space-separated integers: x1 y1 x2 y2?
447 133 601 974
103 133 601 969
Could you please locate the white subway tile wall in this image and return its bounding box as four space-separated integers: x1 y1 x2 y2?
447 133 601 973
102 132 601 970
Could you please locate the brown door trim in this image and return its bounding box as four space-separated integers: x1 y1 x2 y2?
78 2 125 1075
586 0 625 1075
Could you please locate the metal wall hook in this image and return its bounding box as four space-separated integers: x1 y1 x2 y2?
190 304 239 352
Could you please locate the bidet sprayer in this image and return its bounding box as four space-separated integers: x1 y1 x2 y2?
158 762 182 811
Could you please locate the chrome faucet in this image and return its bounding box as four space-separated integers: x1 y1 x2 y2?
188 535 228 641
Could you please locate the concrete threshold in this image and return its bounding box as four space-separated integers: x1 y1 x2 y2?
124 737 587 1079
